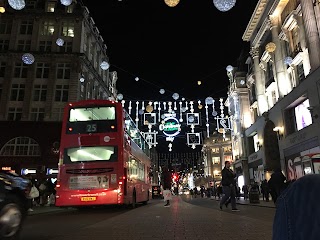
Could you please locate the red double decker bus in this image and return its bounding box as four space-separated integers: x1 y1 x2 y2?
55 99 151 208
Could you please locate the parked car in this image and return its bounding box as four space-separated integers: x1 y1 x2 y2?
0 170 30 239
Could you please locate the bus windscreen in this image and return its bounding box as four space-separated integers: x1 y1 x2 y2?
64 146 117 164
69 106 116 122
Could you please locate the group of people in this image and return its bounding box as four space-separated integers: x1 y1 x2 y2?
27 178 57 211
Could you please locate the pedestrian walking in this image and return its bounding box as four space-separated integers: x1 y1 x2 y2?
161 166 172 207
261 179 270 202
219 161 239 211
242 184 249 200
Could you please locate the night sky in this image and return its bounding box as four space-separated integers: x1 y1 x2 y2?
81 0 258 153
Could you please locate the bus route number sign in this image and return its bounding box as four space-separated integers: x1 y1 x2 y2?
86 124 97 133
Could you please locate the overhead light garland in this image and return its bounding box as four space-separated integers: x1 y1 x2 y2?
164 0 180 7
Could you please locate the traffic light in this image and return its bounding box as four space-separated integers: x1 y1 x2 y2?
172 173 178 182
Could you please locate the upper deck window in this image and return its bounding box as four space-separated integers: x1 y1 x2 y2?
65 146 117 163
69 106 115 122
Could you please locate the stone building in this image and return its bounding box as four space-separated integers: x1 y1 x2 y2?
227 0 320 185
0 0 117 178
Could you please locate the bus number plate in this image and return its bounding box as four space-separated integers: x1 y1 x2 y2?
81 197 96 202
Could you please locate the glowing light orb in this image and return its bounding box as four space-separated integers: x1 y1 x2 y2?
60 0 72 6
197 81 201 85
181 107 187 112
146 105 153 113
164 0 180 7
213 0 236 12
117 93 123 101
56 38 64 46
172 93 179 100
21 53 35 65
265 42 276 53
79 76 85 83
198 104 203 109
100 61 110 70
188 116 195 123
159 89 165 94
205 97 214 105
284 56 293 65
8 0 25 10
226 65 233 72
0 7 5 13
135 77 139 81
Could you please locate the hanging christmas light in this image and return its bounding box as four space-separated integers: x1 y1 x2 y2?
213 0 236 12
226 65 234 72
21 53 35 65
60 0 72 6
56 38 65 46
172 93 179 100
164 0 180 7
8 0 25 10
116 93 123 101
284 56 293 65
100 61 110 70
205 97 214 105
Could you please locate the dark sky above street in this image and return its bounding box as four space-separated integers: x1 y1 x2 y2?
81 0 258 153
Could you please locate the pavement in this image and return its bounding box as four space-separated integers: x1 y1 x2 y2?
27 195 275 216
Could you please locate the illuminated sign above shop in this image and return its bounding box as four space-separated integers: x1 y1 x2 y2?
159 117 181 137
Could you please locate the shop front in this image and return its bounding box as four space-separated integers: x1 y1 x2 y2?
284 137 320 180
248 150 264 184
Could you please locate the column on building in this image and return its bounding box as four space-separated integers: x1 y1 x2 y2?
44 60 57 120
269 16 292 97
296 13 311 75
250 47 268 115
300 0 320 72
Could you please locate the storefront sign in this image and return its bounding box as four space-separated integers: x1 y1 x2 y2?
159 117 181 137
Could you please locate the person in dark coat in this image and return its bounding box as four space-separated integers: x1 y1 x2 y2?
219 161 239 211
268 168 286 204
161 166 172 207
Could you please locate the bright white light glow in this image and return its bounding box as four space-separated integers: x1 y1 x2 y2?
60 0 72 6
8 0 25 10
22 53 35 65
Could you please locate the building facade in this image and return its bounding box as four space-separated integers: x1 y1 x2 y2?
228 0 320 185
0 0 117 178
202 133 233 187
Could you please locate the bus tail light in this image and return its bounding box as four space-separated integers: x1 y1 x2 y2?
118 181 123 185
56 184 61 188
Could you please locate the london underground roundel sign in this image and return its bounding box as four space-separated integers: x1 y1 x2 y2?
159 117 181 137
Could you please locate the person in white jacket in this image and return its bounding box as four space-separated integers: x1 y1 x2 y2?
28 183 39 212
